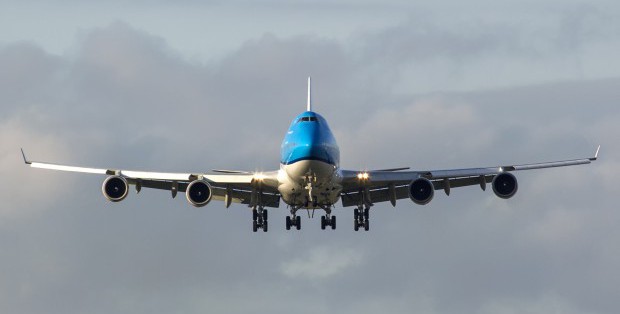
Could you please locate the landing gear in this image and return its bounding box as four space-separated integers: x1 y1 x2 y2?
286 215 301 230
354 206 370 231
321 214 336 230
286 206 302 231
252 207 268 232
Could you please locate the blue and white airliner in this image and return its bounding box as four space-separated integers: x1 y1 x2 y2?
22 78 600 232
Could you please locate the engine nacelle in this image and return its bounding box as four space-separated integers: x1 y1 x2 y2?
186 180 213 207
102 175 129 202
409 178 435 205
492 172 518 199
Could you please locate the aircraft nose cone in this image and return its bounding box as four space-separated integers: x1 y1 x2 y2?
280 112 339 166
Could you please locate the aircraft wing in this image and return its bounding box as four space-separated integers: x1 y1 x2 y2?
339 146 600 207
21 150 281 208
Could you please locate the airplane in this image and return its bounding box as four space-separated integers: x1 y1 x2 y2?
22 78 600 232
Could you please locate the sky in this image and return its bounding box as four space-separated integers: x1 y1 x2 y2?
0 1 619 313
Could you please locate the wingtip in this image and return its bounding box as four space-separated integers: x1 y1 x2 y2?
21 148 32 165
591 145 601 161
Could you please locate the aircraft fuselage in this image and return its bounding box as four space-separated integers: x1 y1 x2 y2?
278 111 343 208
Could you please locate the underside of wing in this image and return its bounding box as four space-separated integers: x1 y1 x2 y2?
340 175 495 207
339 146 599 207
22 150 281 208
132 178 280 208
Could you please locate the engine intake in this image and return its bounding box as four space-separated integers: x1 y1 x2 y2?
102 175 129 202
492 173 518 199
186 180 213 207
409 178 434 205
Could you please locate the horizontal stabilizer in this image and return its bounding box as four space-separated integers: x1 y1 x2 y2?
212 169 252 174
371 167 411 172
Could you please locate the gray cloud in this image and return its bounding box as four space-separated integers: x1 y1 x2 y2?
349 4 620 92
0 4 618 314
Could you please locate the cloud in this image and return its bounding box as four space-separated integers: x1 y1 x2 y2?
479 293 594 314
280 245 363 280
350 5 620 92
335 97 492 169
0 121 75 219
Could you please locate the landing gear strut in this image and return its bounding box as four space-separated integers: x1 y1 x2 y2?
252 206 268 232
354 205 370 231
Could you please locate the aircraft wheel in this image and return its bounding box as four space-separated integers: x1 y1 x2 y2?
296 216 301 230
364 219 369 231
286 216 291 230
321 216 326 230
252 221 258 232
331 215 336 230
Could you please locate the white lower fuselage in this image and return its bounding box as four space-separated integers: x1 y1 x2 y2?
278 160 343 208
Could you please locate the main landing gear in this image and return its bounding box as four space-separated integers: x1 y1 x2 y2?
320 206 336 230
285 215 301 230
354 205 370 231
252 206 268 232
285 205 302 230
317 205 337 231
321 214 336 230
285 204 336 231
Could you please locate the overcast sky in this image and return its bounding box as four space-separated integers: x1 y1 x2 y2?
1 1 618 313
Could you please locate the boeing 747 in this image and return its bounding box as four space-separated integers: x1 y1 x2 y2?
22 78 600 232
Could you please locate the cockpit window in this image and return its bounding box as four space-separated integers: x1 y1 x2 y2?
298 117 318 122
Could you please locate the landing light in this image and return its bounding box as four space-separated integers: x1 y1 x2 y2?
357 172 370 180
254 172 266 181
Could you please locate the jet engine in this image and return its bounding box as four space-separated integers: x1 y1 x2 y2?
102 175 129 202
492 172 518 199
409 178 435 205
186 180 213 207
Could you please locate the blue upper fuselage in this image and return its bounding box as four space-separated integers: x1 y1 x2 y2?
280 111 340 167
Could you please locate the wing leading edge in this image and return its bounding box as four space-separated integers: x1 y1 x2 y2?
21 149 281 208
21 146 599 209
339 146 600 207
